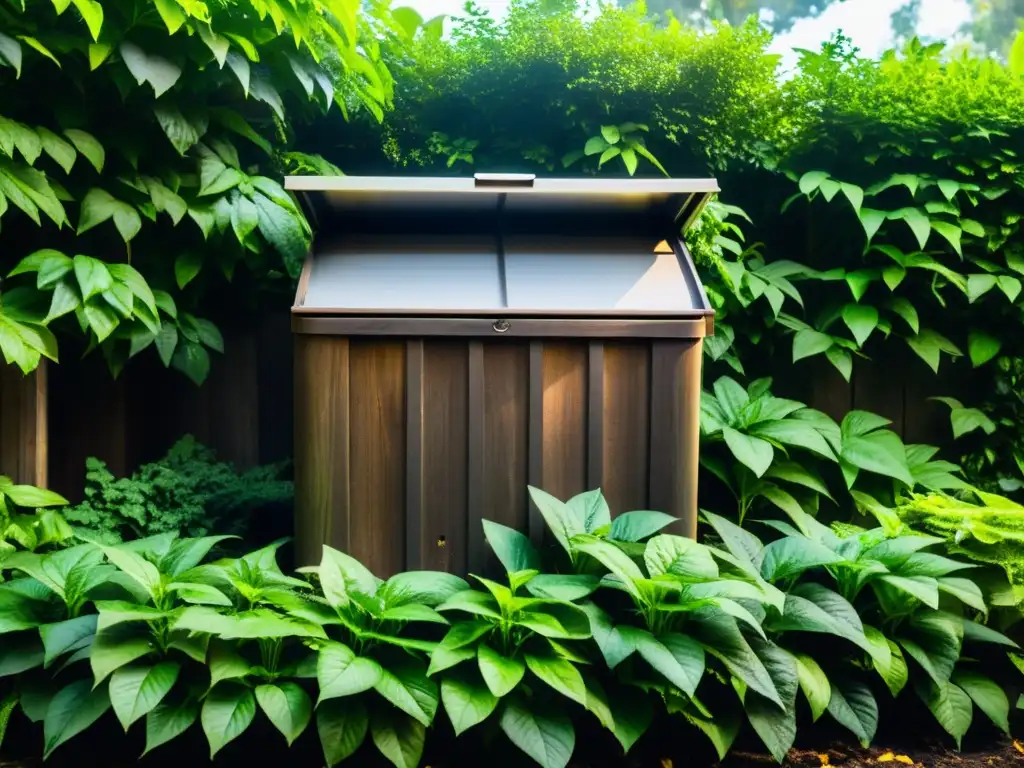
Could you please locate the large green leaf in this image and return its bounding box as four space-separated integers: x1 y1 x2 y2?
722 427 774 477
915 678 973 748
759 536 843 582
317 698 368 766
524 653 587 706
253 191 309 277
527 486 584 557
744 640 798 763
793 653 830 722
255 683 312 746
317 642 383 703
565 488 612 533
693 611 781 707
608 510 677 542
644 534 718 580
569 535 644 601
373 658 438 726
0 631 44 676
579 601 632 669
864 626 908 697
40 614 96 667
201 683 256 758
769 583 869 652
370 704 426 768
525 574 599 602
43 679 111 758
953 670 1009 734
840 431 914 486
617 627 704 697
142 696 198 756
319 545 380 609
109 662 180 730
898 612 963 686
499 698 575 768
440 669 499 736
482 519 541 575
90 627 154 684
827 677 878 748
120 42 182 97
478 644 525 698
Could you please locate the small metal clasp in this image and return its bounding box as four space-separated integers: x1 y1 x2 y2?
492 319 510 334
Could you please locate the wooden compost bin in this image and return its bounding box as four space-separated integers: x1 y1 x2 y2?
289 174 717 576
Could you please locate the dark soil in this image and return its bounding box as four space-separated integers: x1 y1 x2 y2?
719 740 1024 767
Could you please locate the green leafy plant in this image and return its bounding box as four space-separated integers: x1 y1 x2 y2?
564 123 667 176
63 435 292 543
0 479 69 556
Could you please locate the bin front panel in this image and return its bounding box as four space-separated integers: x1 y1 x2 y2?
294 334 703 576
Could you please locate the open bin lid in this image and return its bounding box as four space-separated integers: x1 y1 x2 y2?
287 174 718 332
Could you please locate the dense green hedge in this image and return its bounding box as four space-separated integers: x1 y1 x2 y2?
0 488 1019 767
307 5 1024 500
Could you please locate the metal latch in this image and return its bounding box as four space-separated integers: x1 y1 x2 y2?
474 173 536 188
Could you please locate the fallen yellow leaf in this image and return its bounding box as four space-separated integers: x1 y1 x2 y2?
878 753 896 763
817 754 830 766
1013 740 1024 754
660 760 673 768
877 753 915 765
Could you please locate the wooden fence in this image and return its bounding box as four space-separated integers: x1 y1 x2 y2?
0 313 953 503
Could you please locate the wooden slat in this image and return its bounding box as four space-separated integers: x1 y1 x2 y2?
603 344 650 515
649 340 702 538
527 341 544 544
483 344 529 567
421 342 468 574
587 342 604 491
542 344 587 502
405 340 424 571
466 342 486 574
293 336 350 566
206 328 260 469
349 341 405 576
0 364 47 486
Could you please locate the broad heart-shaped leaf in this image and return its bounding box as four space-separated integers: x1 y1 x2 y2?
371 703 427 768
743 639 798 763
864 626 908 697
500 697 575 768
915 678 972 749
528 486 584 557
953 670 1009 734
255 683 312 746
109 662 180 730
91 627 154 685
842 303 879 346
768 584 869 652
478 644 525 698
317 697 368 767
608 510 677 542
569 535 644 602
119 42 182 97
793 653 830 722
566 488 611 533
441 669 499 736
372 658 438 727
382 570 469 607
968 330 1001 367
701 510 764 565
40 614 96 668
317 642 382 704
144 696 199 756
525 653 587 706
759 536 843 582
525 574 599 601
827 677 878 748
722 427 774 478
253 190 309 278
643 534 718 580
579 601 633 669
482 519 541 575
319 545 380 610
201 683 256 758
840 431 914 487
43 679 112 759
693 610 782 707
898 611 963 686
617 627 705 698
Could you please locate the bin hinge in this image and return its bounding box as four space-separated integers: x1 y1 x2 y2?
474 173 535 188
